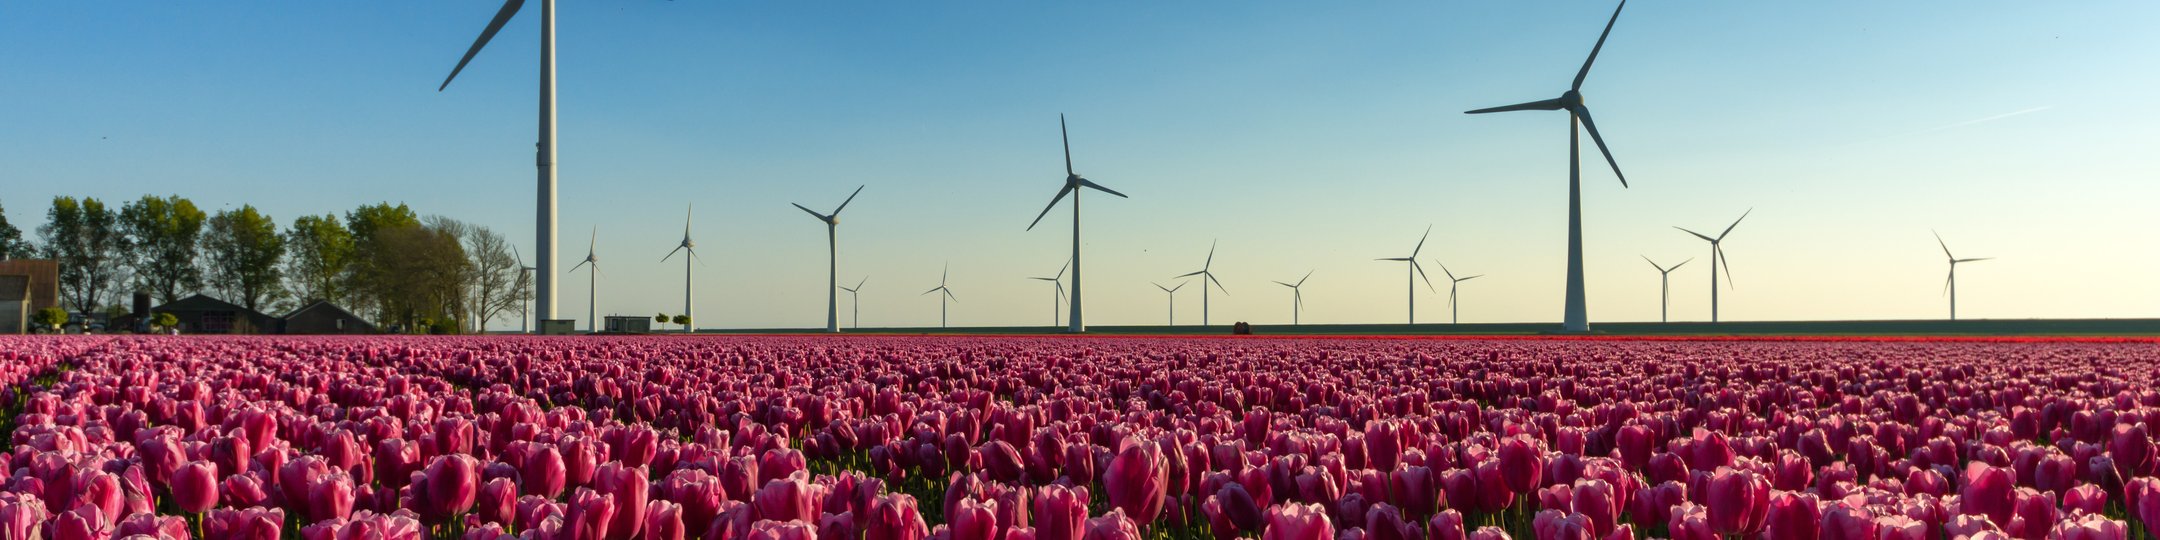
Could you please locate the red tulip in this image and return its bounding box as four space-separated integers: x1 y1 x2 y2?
1261 502 1333 540
172 460 219 513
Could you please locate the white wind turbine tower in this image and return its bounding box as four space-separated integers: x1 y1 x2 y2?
1028 260 1071 328
839 277 866 329
566 227 600 332
1272 271 1313 326
921 265 958 328
660 205 701 332
1641 256 1691 323
1675 209 1750 323
793 186 864 333
436 0 580 325
1153 281 1185 326
1026 115 1129 333
514 245 535 333
1376 226 1437 325
1438 262 1483 325
1934 231 1993 321
1465 0 1635 333
1175 241 1229 326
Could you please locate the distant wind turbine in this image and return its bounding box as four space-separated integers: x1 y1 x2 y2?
793 185 864 333
1272 271 1313 326
1376 226 1437 325
660 205 701 332
1675 209 1750 323
1464 0 1634 332
1026 115 1128 333
1028 259 1071 328
1641 256 1691 323
1934 231 1992 321
1153 281 1185 326
1175 241 1229 326
1438 262 1482 325
514 245 535 333
839 277 866 329
921 265 958 328
566 227 599 332
436 0 575 325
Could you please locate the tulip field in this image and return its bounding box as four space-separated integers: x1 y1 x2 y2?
3 335 2160 540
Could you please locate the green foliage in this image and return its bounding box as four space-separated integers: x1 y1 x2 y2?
363 223 467 332
0 199 29 260
31 307 67 331
344 203 423 322
39 197 128 315
656 312 669 324
285 214 354 305
672 314 691 328
119 194 208 304
153 312 177 330
429 318 457 335
204 204 286 312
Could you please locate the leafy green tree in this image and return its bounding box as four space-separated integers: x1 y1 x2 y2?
344 203 420 321
203 205 286 312
672 314 691 332
366 224 466 331
0 199 31 260
39 197 129 315
32 307 67 332
119 194 207 304
153 312 178 331
656 313 669 325
284 214 354 305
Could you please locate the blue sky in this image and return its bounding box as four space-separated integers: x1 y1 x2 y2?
4 1 2155 329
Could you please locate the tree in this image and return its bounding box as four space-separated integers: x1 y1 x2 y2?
203 205 287 313
284 214 353 305
32 307 67 333
344 203 420 321
461 224 521 333
672 314 691 332
655 312 670 330
119 194 208 304
0 199 31 260
363 224 467 332
153 312 178 332
39 197 129 315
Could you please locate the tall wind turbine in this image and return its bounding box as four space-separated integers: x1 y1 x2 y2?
1152 281 1185 326
1376 226 1437 325
1464 0 1633 333
661 205 701 332
1934 231 1992 321
839 277 866 329
514 245 535 333
1026 115 1129 333
438 0 567 325
1175 241 1228 326
1675 209 1750 323
1028 259 1071 328
921 265 958 328
794 186 864 333
1641 256 1691 323
1272 271 1313 326
567 227 599 332
1438 262 1482 325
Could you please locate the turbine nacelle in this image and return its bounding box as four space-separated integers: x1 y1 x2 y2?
1560 89 1585 108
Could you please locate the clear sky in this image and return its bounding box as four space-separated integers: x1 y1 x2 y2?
4 1 2155 330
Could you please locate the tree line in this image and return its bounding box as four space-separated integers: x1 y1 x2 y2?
0 196 527 333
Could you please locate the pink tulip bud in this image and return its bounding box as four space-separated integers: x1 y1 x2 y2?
1261 502 1333 540
1105 438 1168 525
1761 491 1818 540
172 460 220 513
1497 435 1544 494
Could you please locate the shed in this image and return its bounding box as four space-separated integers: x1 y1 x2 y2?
0 275 27 334
280 301 376 334
152 294 278 334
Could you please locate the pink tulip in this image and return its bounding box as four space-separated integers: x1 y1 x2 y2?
1427 509 1466 540
2 496 49 539
204 506 283 540
1261 502 1333 540
1760 491 1818 540
1875 515 1927 540
1959 462 2016 528
53 504 108 540
865 494 928 540
522 443 568 499
1669 502 1716 540
1081 508 1142 540
1531 509 1591 540
597 461 650 540
1497 435 1544 494
1821 500 1876 540
1704 467 1766 536
1104 438 1169 525
1615 425 1653 470
171 460 219 513
418 454 481 522
308 472 357 522
2050 513 2127 540
951 497 1000 540
1366 503 1419 540
1034 484 1089 540
567 487 618 540
750 519 819 540
1468 526 1511 540
475 477 517 527
114 512 189 539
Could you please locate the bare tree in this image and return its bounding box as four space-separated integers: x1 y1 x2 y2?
461 223 521 333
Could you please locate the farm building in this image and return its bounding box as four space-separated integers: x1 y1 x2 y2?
0 260 59 333
153 294 279 334
279 300 376 334
0 275 27 334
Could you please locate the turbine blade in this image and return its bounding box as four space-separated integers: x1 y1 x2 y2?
1026 185 1075 231
438 0 527 91
1675 226 1715 243
923 287 939 296
513 244 524 266
1061 114 1074 176
1412 225 1432 257
663 245 685 262
946 289 959 302
1439 261 1456 282
1461 275 1483 282
1413 261 1436 293
1641 255 1660 272
1155 282 1170 293
1170 282 1185 292
1956 257 1993 263
569 259 589 273
1675 258 1692 270
1574 0 1628 91
1933 230 1954 260
1205 240 1217 269
832 185 866 216
1943 270 1954 296
1274 281 1294 288
1572 106 1627 187
1718 246 1735 289
1031 277 1056 282
1078 179 1128 198
1207 272 1228 294
1465 98 1567 115
1298 269 1313 286
1377 257 1411 262
1056 259 1070 280
1718 208 1752 240
792 203 827 221
1177 270 1207 278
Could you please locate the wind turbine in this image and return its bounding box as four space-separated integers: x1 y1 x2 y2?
566 227 599 332
921 265 958 328
1272 271 1313 326
661 205 701 332
437 0 570 325
1641 256 1691 323
1934 231 1992 321
1438 262 1483 325
1464 0 1633 333
1175 241 1228 326
1028 259 1071 328
1153 281 1185 326
514 245 536 333
839 277 866 329
1675 209 1750 323
1376 226 1437 325
1026 115 1129 333
793 186 864 333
